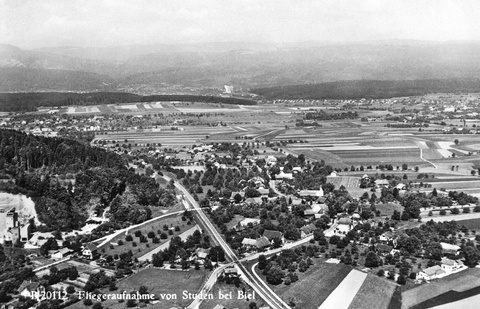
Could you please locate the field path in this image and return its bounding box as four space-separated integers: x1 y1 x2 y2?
138 224 200 262
318 269 367 309
419 147 438 168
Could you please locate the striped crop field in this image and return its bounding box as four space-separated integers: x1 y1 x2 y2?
330 147 422 164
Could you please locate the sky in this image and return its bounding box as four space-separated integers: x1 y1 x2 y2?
1 0 480 49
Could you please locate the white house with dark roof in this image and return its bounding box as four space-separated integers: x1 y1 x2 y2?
336 217 353 233
82 243 98 260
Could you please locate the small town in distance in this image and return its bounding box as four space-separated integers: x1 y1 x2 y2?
2 89 480 309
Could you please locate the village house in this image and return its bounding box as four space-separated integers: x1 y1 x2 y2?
242 236 270 250
255 236 271 249
257 187 270 196
263 230 284 244
440 242 461 255
441 257 464 274
235 218 261 231
417 265 446 281
376 244 393 256
336 217 353 234
304 203 329 216
276 171 293 179
17 281 45 299
194 248 210 264
298 187 324 198
375 179 390 188
50 247 73 260
82 243 99 260
244 197 263 205
300 223 316 238
223 266 239 278
265 156 277 166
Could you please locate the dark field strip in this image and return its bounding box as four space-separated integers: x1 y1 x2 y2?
411 285 480 309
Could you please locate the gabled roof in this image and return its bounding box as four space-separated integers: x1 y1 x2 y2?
263 230 283 240
257 188 269 195
299 189 324 197
423 265 445 276
304 209 318 216
376 244 393 253
242 238 257 246
256 236 271 248
58 247 72 255
338 217 352 225
244 197 263 205
301 224 316 234
440 242 460 252
84 243 98 251
18 281 40 293
195 248 210 259
441 257 462 266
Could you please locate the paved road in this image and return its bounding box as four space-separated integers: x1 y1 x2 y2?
163 175 291 309
139 225 201 262
188 265 228 309
318 269 367 309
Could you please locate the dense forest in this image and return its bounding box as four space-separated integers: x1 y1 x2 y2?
0 92 257 112
0 129 176 231
251 79 480 100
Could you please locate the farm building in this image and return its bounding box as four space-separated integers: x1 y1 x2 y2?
50 248 73 259
376 244 393 255
298 187 324 198
242 236 271 250
337 217 353 233
194 248 210 261
276 171 293 179
235 218 261 230
440 242 461 255
417 265 446 281
441 257 465 274
375 179 390 188
301 224 316 238
263 230 284 243
257 187 270 196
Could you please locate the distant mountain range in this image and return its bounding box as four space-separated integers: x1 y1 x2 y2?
2 41 480 94
251 79 480 100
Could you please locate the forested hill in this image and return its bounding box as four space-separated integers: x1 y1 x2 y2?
250 79 480 100
0 92 257 112
0 129 176 232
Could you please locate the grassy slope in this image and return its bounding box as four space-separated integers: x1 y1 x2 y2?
256 260 352 309
69 268 207 309
348 274 397 309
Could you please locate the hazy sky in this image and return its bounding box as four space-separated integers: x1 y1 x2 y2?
1 0 479 49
